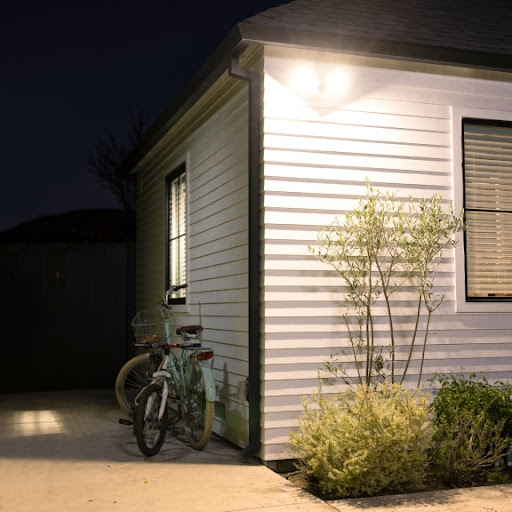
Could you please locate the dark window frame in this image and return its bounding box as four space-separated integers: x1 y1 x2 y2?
165 163 187 305
462 117 512 302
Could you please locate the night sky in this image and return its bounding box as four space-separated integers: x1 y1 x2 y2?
1 1 287 232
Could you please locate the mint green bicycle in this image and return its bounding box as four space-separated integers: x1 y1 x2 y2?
121 287 216 456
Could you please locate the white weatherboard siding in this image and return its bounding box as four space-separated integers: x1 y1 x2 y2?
188 89 250 446
135 83 251 447
259 51 512 461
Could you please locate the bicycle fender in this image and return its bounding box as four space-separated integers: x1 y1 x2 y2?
159 380 168 420
198 360 216 402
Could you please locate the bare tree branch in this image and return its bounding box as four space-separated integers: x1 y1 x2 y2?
88 111 145 217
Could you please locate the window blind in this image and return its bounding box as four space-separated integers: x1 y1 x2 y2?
168 168 187 301
463 120 512 298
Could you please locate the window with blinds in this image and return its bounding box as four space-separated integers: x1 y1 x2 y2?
166 164 187 304
463 119 512 300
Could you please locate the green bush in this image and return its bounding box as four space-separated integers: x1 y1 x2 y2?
288 382 432 499
430 373 512 486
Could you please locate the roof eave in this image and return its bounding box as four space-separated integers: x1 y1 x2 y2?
238 22 512 73
122 21 512 174
120 25 246 175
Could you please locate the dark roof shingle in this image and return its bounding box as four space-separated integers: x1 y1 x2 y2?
242 0 512 62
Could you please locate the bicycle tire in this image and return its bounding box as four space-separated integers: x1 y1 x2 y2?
115 353 160 416
181 359 215 450
134 383 169 456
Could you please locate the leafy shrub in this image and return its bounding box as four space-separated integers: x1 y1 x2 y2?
430 373 512 486
288 382 432 499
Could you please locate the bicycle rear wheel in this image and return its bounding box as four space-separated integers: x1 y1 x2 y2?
115 353 160 416
181 359 214 450
134 383 168 456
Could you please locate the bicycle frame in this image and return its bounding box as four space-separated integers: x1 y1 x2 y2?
140 312 215 421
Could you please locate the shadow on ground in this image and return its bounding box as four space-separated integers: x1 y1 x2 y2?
0 388 255 466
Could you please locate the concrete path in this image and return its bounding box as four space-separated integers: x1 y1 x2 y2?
0 389 511 512
330 484 512 512
0 389 330 512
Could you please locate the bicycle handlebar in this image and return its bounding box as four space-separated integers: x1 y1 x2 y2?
163 284 188 305
168 284 188 294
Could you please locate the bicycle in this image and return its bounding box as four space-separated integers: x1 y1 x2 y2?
115 311 165 417
115 285 192 416
123 292 216 456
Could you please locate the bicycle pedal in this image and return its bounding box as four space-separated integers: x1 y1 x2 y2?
119 418 133 426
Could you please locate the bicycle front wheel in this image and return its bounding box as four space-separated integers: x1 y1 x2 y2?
181 359 215 450
115 353 160 416
134 383 168 456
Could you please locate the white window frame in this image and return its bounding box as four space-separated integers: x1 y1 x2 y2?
453 107 512 313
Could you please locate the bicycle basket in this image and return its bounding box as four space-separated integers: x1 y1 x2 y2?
131 309 173 345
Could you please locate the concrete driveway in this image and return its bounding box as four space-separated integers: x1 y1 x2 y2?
0 389 330 512
1 389 511 512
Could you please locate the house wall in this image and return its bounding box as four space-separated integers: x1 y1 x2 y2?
259 48 512 461
134 78 252 447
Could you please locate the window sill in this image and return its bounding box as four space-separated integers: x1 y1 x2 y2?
455 299 512 313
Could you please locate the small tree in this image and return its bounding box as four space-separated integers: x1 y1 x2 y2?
88 111 145 218
310 180 464 387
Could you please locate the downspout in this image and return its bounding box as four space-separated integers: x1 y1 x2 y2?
229 48 261 458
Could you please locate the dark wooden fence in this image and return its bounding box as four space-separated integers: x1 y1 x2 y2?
0 243 135 393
